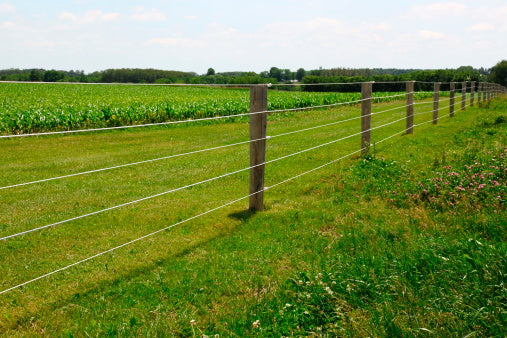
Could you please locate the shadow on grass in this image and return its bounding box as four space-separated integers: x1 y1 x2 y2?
228 209 257 222
6 212 259 333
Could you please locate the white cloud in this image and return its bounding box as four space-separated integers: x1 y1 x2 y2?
418 30 446 40
1 1 504 73
0 3 14 13
146 37 205 48
424 2 467 13
408 2 468 18
59 12 78 22
375 22 391 32
468 23 495 32
477 6 507 30
83 10 119 23
262 17 350 47
131 7 165 22
59 10 120 24
1 20 14 28
36 39 56 49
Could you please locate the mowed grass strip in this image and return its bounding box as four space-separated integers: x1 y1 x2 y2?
0 95 503 336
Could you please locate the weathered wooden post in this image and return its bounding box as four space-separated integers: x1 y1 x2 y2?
461 82 466 111
450 82 455 117
470 81 475 107
249 84 268 211
361 81 373 156
433 82 440 124
406 81 415 134
477 82 481 105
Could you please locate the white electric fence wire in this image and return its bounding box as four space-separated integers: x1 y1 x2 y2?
0 110 264 139
0 92 470 190
265 98 365 115
415 81 452 84
0 111 416 242
374 93 409 99
0 91 431 140
0 138 255 190
1 100 415 190
0 129 405 296
0 191 255 296
273 82 365 86
414 109 435 117
0 97 373 139
0 111 371 190
0 80 256 88
414 91 439 94
260 93 412 116
0 100 431 190
0 163 259 241
1 92 485 295
371 104 408 117
413 110 451 127
438 97 453 103
0 89 453 140
371 115 410 129
411 101 434 107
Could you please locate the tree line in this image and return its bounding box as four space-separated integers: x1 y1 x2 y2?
0 61 505 89
0 68 196 84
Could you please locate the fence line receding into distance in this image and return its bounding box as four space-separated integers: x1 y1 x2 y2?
0 80 505 296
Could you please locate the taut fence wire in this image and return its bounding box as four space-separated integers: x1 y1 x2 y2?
0 80 505 295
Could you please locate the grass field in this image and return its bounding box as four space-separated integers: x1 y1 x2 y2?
0 91 505 336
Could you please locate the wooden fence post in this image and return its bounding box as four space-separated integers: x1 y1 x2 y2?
461 82 466 111
450 82 455 117
406 81 415 134
361 82 373 156
470 81 475 107
433 82 440 125
477 82 481 105
249 84 268 211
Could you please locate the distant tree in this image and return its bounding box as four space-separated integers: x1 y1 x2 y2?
43 70 64 82
296 68 306 81
308 69 322 76
29 69 43 81
269 67 282 81
206 68 215 76
281 69 293 81
98 68 196 83
489 60 507 86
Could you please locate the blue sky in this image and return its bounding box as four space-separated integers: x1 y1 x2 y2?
0 0 506 74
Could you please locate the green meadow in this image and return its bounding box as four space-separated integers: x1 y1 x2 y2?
0 87 505 336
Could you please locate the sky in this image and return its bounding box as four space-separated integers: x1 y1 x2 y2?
0 0 506 74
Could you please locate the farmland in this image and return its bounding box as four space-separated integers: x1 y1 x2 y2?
0 83 437 134
0 82 504 336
